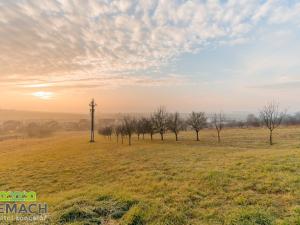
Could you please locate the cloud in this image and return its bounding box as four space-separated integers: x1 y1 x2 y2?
16 73 188 91
267 1 300 25
252 0 274 22
252 81 300 90
0 0 299 90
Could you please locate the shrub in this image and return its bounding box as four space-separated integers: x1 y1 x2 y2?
227 208 273 225
57 195 139 224
121 205 145 225
25 122 55 137
59 205 95 223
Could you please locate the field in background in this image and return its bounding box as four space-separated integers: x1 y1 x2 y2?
0 109 88 122
1 127 300 224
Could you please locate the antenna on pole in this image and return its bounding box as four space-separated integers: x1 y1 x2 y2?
89 98 96 143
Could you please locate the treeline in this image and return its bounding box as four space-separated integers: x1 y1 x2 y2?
98 107 227 145
0 119 90 138
227 112 300 128
98 103 287 146
0 103 291 145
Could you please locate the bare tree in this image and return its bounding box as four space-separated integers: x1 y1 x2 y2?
153 106 168 141
260 102 285 145
187 112 207 141
108 126 113 140
115 125 122 143
119 125 126 144
136 119 143 140
167 112 186 141
98 126 113 140
136 118 149 140
246 114 260 127
212 112 225 143
140 117 149 139
146 116 156 140
122 116 136 146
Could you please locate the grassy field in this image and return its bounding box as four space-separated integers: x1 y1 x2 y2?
1 127 300 225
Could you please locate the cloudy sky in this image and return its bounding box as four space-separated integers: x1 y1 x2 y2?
0 0 300 113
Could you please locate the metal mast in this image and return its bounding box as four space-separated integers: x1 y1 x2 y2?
89 99 96 142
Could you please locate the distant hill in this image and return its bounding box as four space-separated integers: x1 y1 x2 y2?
0 109 253 123
0 109 88 122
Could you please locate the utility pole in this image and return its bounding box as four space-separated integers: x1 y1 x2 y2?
89 99 96 142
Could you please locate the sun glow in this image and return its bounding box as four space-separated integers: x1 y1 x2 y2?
31 91 54 100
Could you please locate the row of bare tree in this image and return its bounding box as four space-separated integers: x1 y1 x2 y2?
98 106 227 146
98 103 286 146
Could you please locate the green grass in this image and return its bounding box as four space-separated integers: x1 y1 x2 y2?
1 127 300 224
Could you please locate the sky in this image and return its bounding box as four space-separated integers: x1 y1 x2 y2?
0 0 300 114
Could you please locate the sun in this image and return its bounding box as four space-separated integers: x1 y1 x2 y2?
31 91 54 100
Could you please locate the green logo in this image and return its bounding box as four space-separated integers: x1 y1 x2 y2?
0 191 36 202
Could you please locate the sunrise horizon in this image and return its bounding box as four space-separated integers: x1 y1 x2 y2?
2 1 300 224
1 1 300 114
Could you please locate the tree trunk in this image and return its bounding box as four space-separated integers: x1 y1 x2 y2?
150 133 153 141
142 133 145 139
137 134 140 140
121 136 124 144
129 134 131 146
196 130 199 141
217 131 221 143
175 132 178 141
269 130 273 145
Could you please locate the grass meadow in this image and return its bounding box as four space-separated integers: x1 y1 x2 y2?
1 127 300 224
